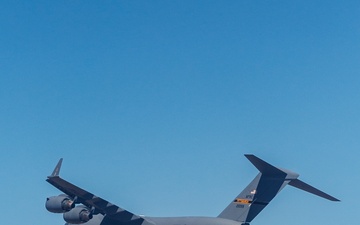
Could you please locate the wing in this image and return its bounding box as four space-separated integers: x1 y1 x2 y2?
46 158 154 225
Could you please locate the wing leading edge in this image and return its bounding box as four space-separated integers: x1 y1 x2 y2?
46 159 154 225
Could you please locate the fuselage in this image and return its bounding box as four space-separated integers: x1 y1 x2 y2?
70 215 242 225
144 217 242 225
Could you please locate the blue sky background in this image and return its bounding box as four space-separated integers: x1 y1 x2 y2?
1 1 359 225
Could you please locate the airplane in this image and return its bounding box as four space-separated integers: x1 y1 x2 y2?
45 154 339 225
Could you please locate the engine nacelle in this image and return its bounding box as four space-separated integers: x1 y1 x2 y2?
63 206 93 224
46 195 75 213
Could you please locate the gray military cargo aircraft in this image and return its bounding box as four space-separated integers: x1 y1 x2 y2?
46 154 339 225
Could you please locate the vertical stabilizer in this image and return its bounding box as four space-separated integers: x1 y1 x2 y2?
218 155 339 224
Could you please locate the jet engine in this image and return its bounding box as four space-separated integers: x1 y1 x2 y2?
63 206 93 224
46 194 75 213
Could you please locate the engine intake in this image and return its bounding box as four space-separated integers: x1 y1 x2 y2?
63 206 93 224
46 195 75 213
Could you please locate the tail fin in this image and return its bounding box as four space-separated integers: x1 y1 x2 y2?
218 154 339 224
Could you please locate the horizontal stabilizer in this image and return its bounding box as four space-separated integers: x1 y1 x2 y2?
288 179 340 201
245 154 287 176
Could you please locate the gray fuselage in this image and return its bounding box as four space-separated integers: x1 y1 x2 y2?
74 215 242 225
144 217 242 225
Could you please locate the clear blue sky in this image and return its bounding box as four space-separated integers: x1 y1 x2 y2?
1 1 359 225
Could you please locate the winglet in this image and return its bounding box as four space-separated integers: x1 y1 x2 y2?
49 158 63 177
